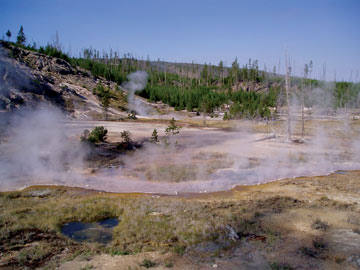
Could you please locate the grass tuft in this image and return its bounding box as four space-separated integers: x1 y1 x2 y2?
311 218 329 231
140 258 156 268
269 262 293 270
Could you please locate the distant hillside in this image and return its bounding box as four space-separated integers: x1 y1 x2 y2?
1 40 359 120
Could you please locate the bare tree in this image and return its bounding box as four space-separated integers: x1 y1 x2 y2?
308 61 313 108
301 64 309 140
322 63 327 81
52 30 61 51
285 53 292 141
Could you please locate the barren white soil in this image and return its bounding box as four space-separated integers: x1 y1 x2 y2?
1 118 359 194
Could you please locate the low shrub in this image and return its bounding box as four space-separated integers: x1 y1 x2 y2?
88 127 108 143
311 218 329 231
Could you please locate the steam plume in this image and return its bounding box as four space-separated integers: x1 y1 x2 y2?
122 71 151 116
0 105 88 190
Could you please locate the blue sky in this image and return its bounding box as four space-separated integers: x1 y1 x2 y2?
1 0 359 81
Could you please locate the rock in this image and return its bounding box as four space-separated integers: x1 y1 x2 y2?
46 58 73 75
212 264 219 268
25 189 52 198
347 254 360 267
149 212 164 216
226 225 239 241
0 41 127 118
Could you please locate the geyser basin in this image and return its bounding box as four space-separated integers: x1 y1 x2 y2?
61 218 119 244
2 118 360 194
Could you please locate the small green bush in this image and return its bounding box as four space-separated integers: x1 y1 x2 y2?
88 126 108 143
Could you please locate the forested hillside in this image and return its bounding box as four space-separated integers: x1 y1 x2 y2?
2 33 360 119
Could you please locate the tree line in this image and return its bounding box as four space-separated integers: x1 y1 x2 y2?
3 27 360 119
138 84 278 119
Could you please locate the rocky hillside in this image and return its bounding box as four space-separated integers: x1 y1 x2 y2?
0 41 127 119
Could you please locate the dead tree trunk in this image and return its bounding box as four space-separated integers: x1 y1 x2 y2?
301 77 305 140
285 54 291 141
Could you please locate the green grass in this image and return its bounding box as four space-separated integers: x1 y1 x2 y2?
140 258 156 268
164 261 174 268
270 262 294 270
0 189 123 236
269 262 293 270
2 183 356 269
17 242 53 266
81 265 95 270
0 188 243 256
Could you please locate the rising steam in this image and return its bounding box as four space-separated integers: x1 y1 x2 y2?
0 105 88 190
122 71 152 116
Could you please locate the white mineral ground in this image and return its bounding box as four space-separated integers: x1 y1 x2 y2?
1 118 359 193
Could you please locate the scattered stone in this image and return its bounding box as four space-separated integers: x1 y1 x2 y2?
212 264 219 268
226 225 239 241
25 189 52 198
348 254 360 267
149 212 164 217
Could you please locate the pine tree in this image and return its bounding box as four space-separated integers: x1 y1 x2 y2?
16 26 26 45
165 118 181 136
201 63 209 85
100 87 110 120
6 30 11 41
